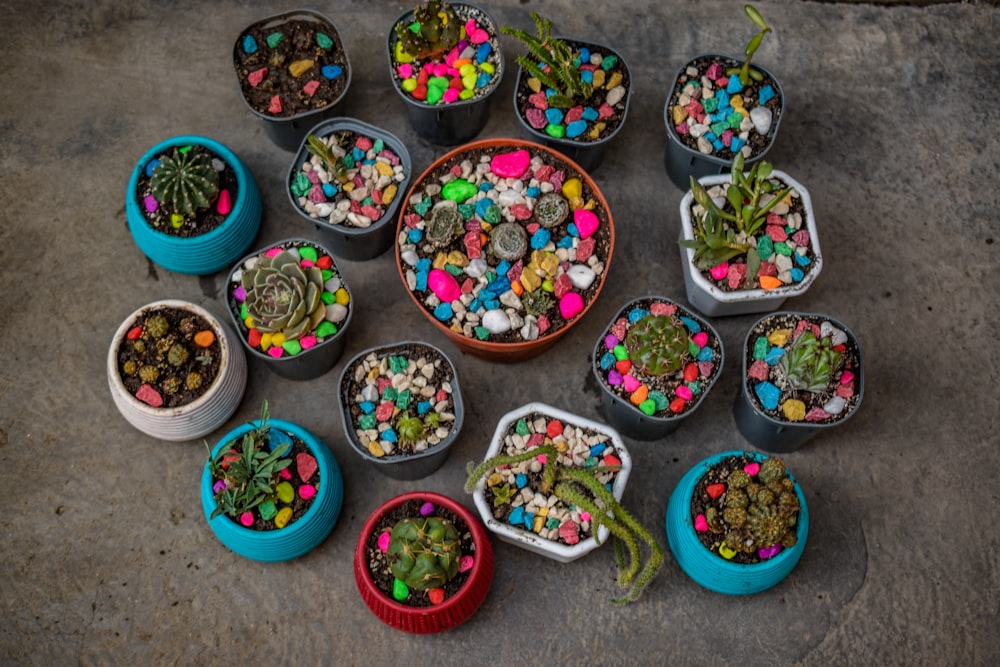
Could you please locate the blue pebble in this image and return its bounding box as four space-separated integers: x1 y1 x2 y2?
475 198 493 217
565 120 588 138
557 235 574 249
322 183 338 197
407 229 423 243
417 400 432 415
581 107 599 121
359 401 376 415
590 443 606 457
545 108 564 125
508 506 525 526
416 258 431 272
726 76 744 94
487 276 510 294
526 186 540 198
415 271 428 291
242 35 258 55
496 260 511 276
268 429 292 457
628 307 650 323
530 228 552 249
484 298 500 310
680 316 702 333
515 473 528 488
790 268 804 282
697 347 714 362
322 65 343 80
600 352 616 370
478 181 493 192
759 84 775 105
755 381 782 411
352 147 365 162
795 253 811 267
730 137 746 153
433 303 453 321
469 298 482 312
567 222 579 238
717 91 731 109
579 47 591 63
476 72 492 89
145 159 161 178
765 347 785 366
704 131 717 142
383 429 398 443
524 512 535 529
713 139 725 151
580 70 594 85
476 42 492 63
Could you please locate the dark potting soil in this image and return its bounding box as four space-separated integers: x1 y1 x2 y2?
364 499 475 607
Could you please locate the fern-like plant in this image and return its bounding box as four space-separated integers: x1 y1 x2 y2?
502 13 592 109
150 146 220 216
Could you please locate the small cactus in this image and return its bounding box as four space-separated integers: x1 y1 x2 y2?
489 222 528 261
522 289 553 317
625 314 691 376
776 331 843 394
425 200 462 247
167 343 190 367
145 315 169 338
502 12 592 109
534 193 569 228
185 372 203 391
396 0 462 61
150 147 220 216
388 516 462 590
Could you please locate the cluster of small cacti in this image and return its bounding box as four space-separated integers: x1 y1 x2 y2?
388 516 462 590
625 314 692 377
396 0 462 61
150 147 220 216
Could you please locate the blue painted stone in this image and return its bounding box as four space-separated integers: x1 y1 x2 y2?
526 186 540 198
483 298 500 310
322 65 343 80
755 381 782 410
590 443 606 457
145 159 161 178
416 258 431 272
730 137 746 153
565 120 587 138
795 253 811 267
476 72 492 89
545 108 564 125
697 347 714 362
726 76 744 94
600 352 616 370
557 235 574 248
433 302 453 321
476 42 492 63
765 347 785 366
567 222 579 237
508 506 525 526
322 183 337 197
579 47 591 62
628 307 650 323
352 147 365 162
581 107 599 121
523 512 535 529
680 316 701 333
478 181 493 192
717 91 731 109
580 70 593 84
415 271 428 291
468 298 482 312
790 268 804 282
242 35 258 54
530 228 551 249
417 401 431 415
359 401 376 414
268 429 292 457
759 84 775 105
712 139 725 151
407 229 423 243
515 473 528 488
496 260 511 276
383 429 397 443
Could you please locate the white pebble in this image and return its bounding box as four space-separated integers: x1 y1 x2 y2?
820 322 849 346
324 276 342 292
605 85 625 107
566 264 596 290
750 107 772 135
464 257 488 278
482 309 512 334
823 396 847 415
325 303 348 323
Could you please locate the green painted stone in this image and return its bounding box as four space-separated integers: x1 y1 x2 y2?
395 389 412 410
648 390 670 410
392 579 409 601
757 235 774 260
613 344 629 361
413 197 433 216
703 97 719 113
481 204 501 224
427 86 444 104
458 203 476 220
359 414 377 430
545 124 566 138
601 55 618 70
276 482 295 504
259 500 278 521
321 291 335 305
687 381 702 396
291 173 311 197
753 336 769 360
298 246 318 262
444 263 463 276
728 113 743 129
639 399 657 416
362 195 374 207
545 518 561 530
240 303 249 319
484 270 497 283
688 339 700 357
382 386 398 402
710 121 728 136
584 456 597 468
373 139 384 153
774 241 793 256
282 339 302 356
315 321 337 338
389 355 408 373
442 178 477 203
342 154 356 169
266 32 283 48
474 326 490 340
315 32 333 49
515 418 530 436
321 269 333 282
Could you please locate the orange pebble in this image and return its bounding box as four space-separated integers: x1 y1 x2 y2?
510 280 524 296
452 59 473 68
759 275 782 290
427 588 445 605
194 330 216 347
629 385 649 406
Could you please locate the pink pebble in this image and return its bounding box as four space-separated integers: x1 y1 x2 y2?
268 95 282 114
279 468 292 480
490 149 531 179
469 28 489 44
649 302 676 316
143 194 158 213
299 335 317 349
709 262 729 280
419 502 435 516
233 285 247 302
442 88 460 103
135 383 163 407
248 67 268 87
748 360 769 381
675 386 693 400
580 511 591 522
432 63 448 77
265 247 283 257
558 291 585 319
528 91 548 109
697 361 714 377
267 346 284 358
459 555 474 573
302 80 320 97
694 514 709 532
573 209 600 239
428 268 461 302
840 370 855 385
622 374 640 392
525 108 548 129
397 63 413 79
743 462 760 476
536 454 547 464
692 332 709 348
308 184 326 203
377 531 391 553
299 484 316 500
559 520 580 545
240 512 254 527
805 407 831 422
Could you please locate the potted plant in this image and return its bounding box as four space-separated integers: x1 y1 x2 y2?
107 299 247 441
665 450 808 595
225 238 353 381
503 12 632 171
395 138 615 362
663 4 784 189
735 311 864 452
339 341 464 480
232 9 351 151
592 296 724 441
126 135 262 275
387 0 504 145
466 402 663 604
678 153 821 317
354 491 494 633
287 118 412 261
201 400 345 562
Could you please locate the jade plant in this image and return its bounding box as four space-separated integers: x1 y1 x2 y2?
466 443 663 605
150 147 220 216
242 250 326 341
731 4 773 86
625 314 692 376
396 0 462 61
388 516 463 590
776 330 843 394
681 152 793 271
502 12 591 109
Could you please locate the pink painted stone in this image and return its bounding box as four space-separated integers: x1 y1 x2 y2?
675 122 689 135
528 91 549 109
458 555 474 573
240 512 254 527
805 407 831 422
527 433 545 448
143 194 158 213
420 501 435 516
743 462 761 476
675 385 693 400
721 129 733 147
265 247 283 257
377 531 391 553
575 237 596 262
727 263 747 289
490 149 531 179
706 62 724 80
268 95 283 114
692 332 709 348
135 383 163 407
758 261 777 277
709 262 729 280
279 468 292 480
766 213 785 227
580 511 592 522
248 67 268 87
432 63 448 77
840 370 855 385
303 80 320 97
553 273 573 298
464 231 482 258
748 360 770 381
758 544 783 559
649 302 676 316
525 223 540 234
428 268 461 302
361 205 382 220
511 204 532 220
404 213 422 228
792 230 811 246
836 383 854 398
526 108 548 129
566 105 584 123
697 361 714 377
559 520 581 545
308 184 326 203
537 315 550 334
299 335 317 349
442 88 460 103
297 452 318 482
694 514 709 532
376 401 394 421
767 225 788 242
460 278 474 294
397 63 413 79
573 209 600 239
622 374 641 392
558 291 584 319
598 103 614 118
610 318 628 340
267 347 284 358
299 484 316 500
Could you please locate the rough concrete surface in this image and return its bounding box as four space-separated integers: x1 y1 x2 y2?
0 0 997 665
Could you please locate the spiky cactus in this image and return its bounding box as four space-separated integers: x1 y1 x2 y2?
502 12 592 108
388 516 462 590
396 0 462 61
534 192 569 228
150 147 220 216
489 222 528 261
625 314 691 376
241 250 326 340
776 331 843 393
425 200 462 248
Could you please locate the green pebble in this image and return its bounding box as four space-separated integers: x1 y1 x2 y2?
408 21 420 34
444 263 463 276
728 113 743 130
688 339 700 357
342 154 356 169
413 198 433 216
648 391 670 410
276 482 294 504
373 139 384 153
322 269 333 282
485 270 497 283
474 326 491 340
545 124 566 138
259 500 278 521
757 235 774 260
457 203 476 220
459 88 475 100
321 291 334 305
545 518 561 530
774 241 793 256
298 246 318 262
482 204 501 224
382 386 398 402
601 55 618 70
541 280 554 292
638 399 657 416
315 321 337 338
402 78 418 93
396 389 412 410
515 418 530 436
291 173 311 197
480 62 495 74
442 178 477 203
753 336 769 360
388 355 408 373
359 414 377 430
710 121 728 136
703 97 719 113
282 339 303 356
362 196 374 207
316 32 333 49
240 303 249 319
392 579 409 601
613 344 629 361
584 456 597 468
687 381 702 396
266 32 283 48
426 85 444 105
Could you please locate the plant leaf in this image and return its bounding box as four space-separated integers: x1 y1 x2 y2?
745 4 770 31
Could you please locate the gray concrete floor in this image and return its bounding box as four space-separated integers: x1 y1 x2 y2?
2 0 998 664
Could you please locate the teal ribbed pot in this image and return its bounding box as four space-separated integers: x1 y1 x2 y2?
666 450 808 595
127 135 261 275
201 418 344 562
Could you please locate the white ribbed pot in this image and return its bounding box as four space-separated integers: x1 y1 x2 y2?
107 299 247 441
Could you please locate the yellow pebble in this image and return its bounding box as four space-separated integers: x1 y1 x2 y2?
672 104 688 125
538 252 560 276
480 62 495 75
554 439 569 453
584 198 596 211
588 122 606 140
450 322 464 334
335 287 350 306
591 68 606 89
170 213 185 229
288 59 314 78
382 183 397 204
446 250 469 267
274 507 293 529
561 177 583 200
767 328 792 346
527 77 541 93
606 71 623 90
243 315 254 329
782 399 807 422
432 253 448 270
568 195 585 211
532 515 545 533
368 441 385 458
374 161 394 177
260 333 272 351
270 332 286 347
367 367 381 381
520 269 541 292
394 41 414 64
487 472 503 487
730 95 745 110
537 505 549 517
342 182 354 192
459 63 476 77
719 541 737 560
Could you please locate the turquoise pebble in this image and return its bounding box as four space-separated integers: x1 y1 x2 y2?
322 65 343 80
545 108 564 125
557 235 574 248
322 183 337 197
383 429 397 443
508 506 525 526
726 76 743 94
600 352 615 370
731 137 746 152
359 401 375 414
145 159 160 178
242 35 258 54
565 120 587 138
476 72 492 88
790 268 804 282
530 229 551 249
474 326 490 340
407 229 423 243
580 70 593 84
757 236 774 260
524 512 535 529
697 347 714 362
265 32 283 48
515 473 528 488
359 414 377 429
600 55 618 70
434 303 453 321
415 270 427 291
755 381 781 411
765 347 785 366
627 307 649 323
753 336 769 360
417 400 431 415
759 85 775 105
680 316 701 333
795 253 811 267
268 429 292 456
648 391 670 410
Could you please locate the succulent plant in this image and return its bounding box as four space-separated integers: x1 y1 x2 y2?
625 314 691 376
534 192 569 228
521 288 554 317
729 4 773 86
425 200 462 248
396 0 462 61
489 222 528 261
304 134 349 184
150 147 220 216
167 343 190 367
502 12 592 108
388 516 462 590
396 411 426 445
709 455 800 556
145 314 169 338
241 250 326 341
776 331 843 394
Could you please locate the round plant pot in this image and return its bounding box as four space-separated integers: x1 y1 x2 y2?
395 138 615 363
512 37 631 172
287 117 412 261
665 450 808 595
107 299 247 442
126 135 262 275
226 238 353 381
386 2 504 145
233 9 352 152
339 341 464 480
678 169 820 318
470 402 631 563
593 296 724 440
201 418 344 562
663 54 784 190
354 491 494 634
735 312 864 453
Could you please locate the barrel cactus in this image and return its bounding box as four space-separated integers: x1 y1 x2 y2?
241 250 326 340
396 0 462 61
625 314 691 376
489 222 528 262
150 147 220 216
534 192 569 228
776 331 843 393
388 516 462 590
